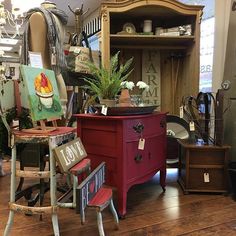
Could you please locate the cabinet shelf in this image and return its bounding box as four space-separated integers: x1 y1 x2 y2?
110 34 195 49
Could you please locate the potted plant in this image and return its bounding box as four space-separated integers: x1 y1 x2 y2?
82 51 133 107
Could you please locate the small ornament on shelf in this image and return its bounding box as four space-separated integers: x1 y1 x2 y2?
135 81 149 106
118 81 135 107
118 81 150 107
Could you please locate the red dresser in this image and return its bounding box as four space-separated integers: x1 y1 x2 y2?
75 112 167 216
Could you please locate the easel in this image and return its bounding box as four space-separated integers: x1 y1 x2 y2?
22 118 58 134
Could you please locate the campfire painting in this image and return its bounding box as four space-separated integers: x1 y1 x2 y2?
20 65 63 121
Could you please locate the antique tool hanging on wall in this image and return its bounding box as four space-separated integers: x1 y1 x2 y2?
68 4 89 46
181 92 216 144
214 89 225 146
170 53 184 114
65 4 90 126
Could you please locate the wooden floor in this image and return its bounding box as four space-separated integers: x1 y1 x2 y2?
1 159 236 236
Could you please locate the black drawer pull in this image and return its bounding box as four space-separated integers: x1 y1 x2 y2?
160 119 166 128
133 123 144 134
134 154 143 163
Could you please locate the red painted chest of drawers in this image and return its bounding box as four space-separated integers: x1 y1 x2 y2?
74 112 167 216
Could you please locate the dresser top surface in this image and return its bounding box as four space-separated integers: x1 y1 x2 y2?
178 139 231 150
74 112 166 120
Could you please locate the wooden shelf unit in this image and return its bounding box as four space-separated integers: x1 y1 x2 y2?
100 0 204 114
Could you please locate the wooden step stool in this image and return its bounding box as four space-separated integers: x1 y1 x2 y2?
53 140 119 235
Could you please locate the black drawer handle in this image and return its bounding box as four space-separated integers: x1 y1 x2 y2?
134 154 143 163
133 123 144 134
160 119 166 128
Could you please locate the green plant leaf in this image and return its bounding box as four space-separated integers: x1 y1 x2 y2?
82 51 133 99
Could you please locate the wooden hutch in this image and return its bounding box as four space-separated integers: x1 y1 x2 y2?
100 0 203 114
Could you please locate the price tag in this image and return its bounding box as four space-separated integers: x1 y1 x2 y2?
189 121 195 131
74 48 81 54
51 53 57 65
204 173 210 182
29 51 43 68
101 105 108 116
12 119 19 128
138 138 145 150
180 106 184 118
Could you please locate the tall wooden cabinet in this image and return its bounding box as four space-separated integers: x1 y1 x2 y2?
100 0 203 114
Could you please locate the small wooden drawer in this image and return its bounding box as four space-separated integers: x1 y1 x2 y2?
188 150 226 165
188 167 226 191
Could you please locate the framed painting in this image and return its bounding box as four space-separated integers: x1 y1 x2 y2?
20 65 63 121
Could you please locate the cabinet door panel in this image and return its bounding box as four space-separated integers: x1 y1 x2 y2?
126 134 166 181
88 154 118 187
146 135 166 172
126 141 147 181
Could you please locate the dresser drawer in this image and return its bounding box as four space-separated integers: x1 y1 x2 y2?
124 114 166 141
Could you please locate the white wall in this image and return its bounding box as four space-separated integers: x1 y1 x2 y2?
212 0 232 92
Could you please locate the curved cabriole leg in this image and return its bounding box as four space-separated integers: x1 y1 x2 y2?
97 211 105 236
109 199 119 229
160 167 166 192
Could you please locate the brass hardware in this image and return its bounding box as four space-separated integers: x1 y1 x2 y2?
133 123 144 134
160 119 166 128
134 154 143 163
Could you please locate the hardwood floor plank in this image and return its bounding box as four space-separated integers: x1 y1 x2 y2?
119 203 236 236
1 161 235 236
180 219 236 235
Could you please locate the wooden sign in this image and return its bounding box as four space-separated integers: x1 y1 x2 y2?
142 50 161 109
76 162 105 218
53 137 87 172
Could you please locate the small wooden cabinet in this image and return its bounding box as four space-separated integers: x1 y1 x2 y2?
75 112 167 216
178 140 230 194
100 0 204 114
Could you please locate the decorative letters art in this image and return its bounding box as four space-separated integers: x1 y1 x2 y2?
77 162 105 219
53 137 87 173
142 50 161 108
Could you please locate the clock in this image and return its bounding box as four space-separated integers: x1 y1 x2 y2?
122 23 136 34
221 80 231 90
